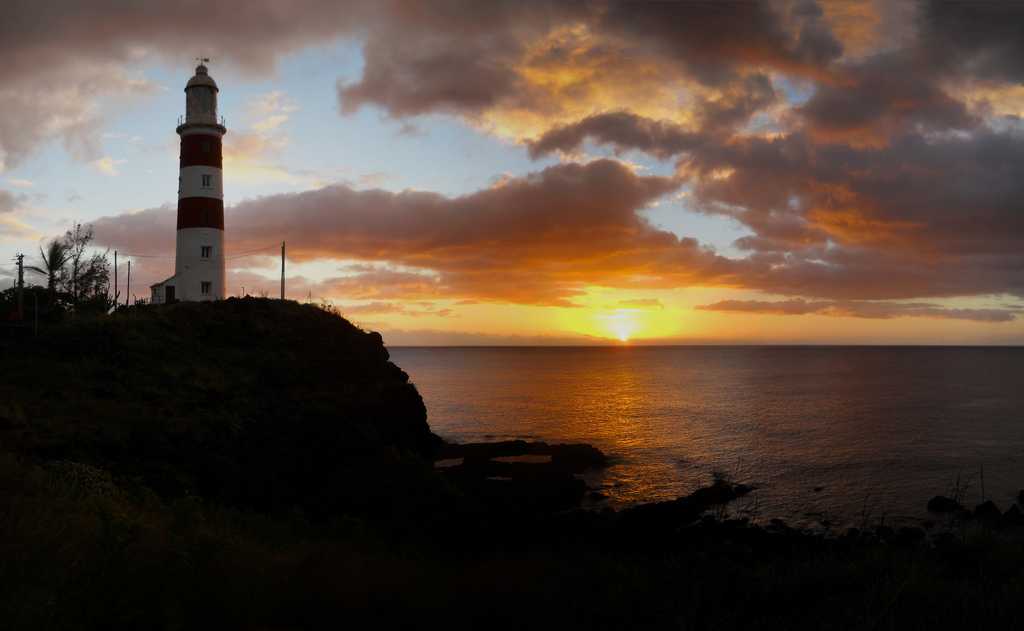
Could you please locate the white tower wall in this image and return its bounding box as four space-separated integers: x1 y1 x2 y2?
174 227 226 301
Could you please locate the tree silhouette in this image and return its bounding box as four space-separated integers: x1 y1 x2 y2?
58 223 112 312
26 238 70 293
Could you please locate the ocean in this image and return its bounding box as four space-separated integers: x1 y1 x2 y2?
391 346 1024 528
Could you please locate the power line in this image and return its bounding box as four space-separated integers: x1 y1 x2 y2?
118 252 175 259
113 243 279 261
97 233 290 261
226 242 282 260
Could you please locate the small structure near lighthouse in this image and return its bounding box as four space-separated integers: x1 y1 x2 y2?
151 60 227 303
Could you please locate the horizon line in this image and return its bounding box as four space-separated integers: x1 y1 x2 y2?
388 343 1024 349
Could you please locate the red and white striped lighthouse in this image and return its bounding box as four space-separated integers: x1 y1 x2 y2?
151 61 227 304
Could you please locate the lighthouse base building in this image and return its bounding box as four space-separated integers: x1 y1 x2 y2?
151 62 227 304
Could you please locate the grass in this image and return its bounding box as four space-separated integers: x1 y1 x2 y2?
6 447 1024 630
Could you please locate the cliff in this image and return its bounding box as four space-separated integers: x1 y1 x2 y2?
0 298 444 517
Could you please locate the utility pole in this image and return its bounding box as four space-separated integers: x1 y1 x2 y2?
980 464 986 503
113 250 118 309
15 253 24 320
280 241 285 300
125 260 131 307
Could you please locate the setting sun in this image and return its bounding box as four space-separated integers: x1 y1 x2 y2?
601 310 638 342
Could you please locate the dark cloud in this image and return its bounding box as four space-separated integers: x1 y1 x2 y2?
337 32 519 117
338 1 834 122
697 73 777 131
338 1 586 117
920 0 1024 82
527 74 776 159
528 112 705 159
596 0 842 85
798 52 977 145
689 130 1024 259
697 298 1019 323
684 127 1024 301
0 1 362 80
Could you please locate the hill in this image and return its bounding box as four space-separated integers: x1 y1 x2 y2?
1 298 444 518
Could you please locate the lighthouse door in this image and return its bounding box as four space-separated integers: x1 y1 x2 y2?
165 286 176 303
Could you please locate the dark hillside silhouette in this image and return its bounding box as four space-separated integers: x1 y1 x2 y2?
1 298 444 518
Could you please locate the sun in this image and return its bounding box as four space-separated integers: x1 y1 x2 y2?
603 310 638 343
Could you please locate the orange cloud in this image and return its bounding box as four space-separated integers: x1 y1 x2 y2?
697 298 1019 323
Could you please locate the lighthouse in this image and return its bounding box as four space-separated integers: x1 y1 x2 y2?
151 61 227 304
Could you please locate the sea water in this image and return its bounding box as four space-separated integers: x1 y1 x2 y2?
392 346 1024 528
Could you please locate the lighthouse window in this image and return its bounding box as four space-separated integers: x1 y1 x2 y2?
201 246 212 258
201 174 212 188
201 281 212 295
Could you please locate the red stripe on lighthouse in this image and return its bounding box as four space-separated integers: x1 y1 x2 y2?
179 134 223 169
177 197 225 230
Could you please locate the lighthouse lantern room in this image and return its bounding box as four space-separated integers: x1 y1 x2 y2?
151 60 227 304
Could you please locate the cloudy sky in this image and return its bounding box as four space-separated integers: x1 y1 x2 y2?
1 1 1022 344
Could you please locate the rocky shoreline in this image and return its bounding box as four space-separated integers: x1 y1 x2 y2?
434 439 1024 548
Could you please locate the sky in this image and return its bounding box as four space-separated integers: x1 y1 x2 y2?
1 0 1022 345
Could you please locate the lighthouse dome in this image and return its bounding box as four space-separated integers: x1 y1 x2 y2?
181 62 223 129
186 64 219 91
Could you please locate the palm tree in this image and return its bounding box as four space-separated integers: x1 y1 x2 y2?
26 239 69 293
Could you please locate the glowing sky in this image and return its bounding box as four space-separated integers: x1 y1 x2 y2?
1 1 1022 344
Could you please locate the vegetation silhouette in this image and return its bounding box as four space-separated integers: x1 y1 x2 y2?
2 222 116 327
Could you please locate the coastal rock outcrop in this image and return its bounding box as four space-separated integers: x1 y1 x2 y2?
436 439 609 512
